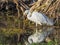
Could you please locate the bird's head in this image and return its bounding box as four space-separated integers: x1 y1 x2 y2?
23 10 30 19
24 10 29 16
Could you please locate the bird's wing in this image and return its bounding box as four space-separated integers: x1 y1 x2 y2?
32 12 47 24
42 14 54 25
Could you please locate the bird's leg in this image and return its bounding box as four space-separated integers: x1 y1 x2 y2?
36 22 38 33
39 22 42 25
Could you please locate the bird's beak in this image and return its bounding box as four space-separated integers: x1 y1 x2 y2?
23 13 27 20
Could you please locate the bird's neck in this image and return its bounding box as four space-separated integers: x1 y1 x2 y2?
27 12 32 18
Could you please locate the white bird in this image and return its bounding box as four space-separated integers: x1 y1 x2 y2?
24 10 54 25
28 27 54 44
24 10 54 32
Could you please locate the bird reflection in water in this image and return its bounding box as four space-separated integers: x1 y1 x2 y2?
25 27 54 45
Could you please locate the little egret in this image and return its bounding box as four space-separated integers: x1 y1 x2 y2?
28 27 54 44
24 10 54 25
24 10 54 32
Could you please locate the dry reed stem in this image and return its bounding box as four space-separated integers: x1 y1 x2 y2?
30 0 43 12
13 0 21 29
19 0 29 9
34 0 53 12
13 0 20 18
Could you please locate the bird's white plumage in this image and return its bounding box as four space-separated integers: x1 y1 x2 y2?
24 10 54 45
28 27 54 44
28 33 45 43
24 10 54 26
